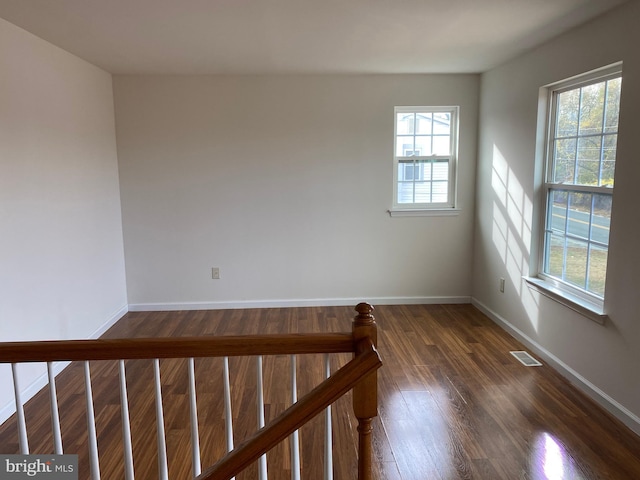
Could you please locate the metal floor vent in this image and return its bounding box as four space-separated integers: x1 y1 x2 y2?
510 351 543 367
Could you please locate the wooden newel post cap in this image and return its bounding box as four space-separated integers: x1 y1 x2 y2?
354 303 375 325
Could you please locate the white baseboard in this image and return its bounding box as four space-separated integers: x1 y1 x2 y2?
471 297 640 437
0 304 129 425
89 304 129 338
128 295 472 312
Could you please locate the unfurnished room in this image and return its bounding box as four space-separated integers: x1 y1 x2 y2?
1 1 639 479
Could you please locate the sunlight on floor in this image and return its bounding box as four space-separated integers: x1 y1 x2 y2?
530 432 584 480
543 433 565 479
385 388 455 479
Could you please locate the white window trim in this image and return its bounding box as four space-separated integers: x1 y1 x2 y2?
524 277 607 324
388 208 461 217
392 106 459 213
530 62 622 322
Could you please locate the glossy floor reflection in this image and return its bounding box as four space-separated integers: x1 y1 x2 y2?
1 304 639 479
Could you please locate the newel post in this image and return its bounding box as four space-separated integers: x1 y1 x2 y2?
352 303 377 480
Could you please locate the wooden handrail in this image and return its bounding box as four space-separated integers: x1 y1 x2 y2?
0 333 354 363
3 303 381 479
196 338 382 480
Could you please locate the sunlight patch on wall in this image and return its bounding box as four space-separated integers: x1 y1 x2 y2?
492 145 533 254
492 201 508 261
521 284 540 331
507 168 532 256
491 145 540 331
492 149 508 206
506 228 524 295
522 195 533 250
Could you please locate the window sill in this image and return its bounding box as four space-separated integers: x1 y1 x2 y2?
388 208 461 217
524 277 607 325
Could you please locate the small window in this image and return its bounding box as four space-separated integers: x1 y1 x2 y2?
536 65 622 311
393 107 459 210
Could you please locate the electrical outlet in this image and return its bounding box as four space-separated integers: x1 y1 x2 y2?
499 277 505 293
212 267 220 279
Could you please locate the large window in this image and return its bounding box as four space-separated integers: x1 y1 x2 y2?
538 66 622 311
392 106 458 211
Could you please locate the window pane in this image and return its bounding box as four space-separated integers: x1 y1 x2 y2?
397 136 415 157
587 245 608 296
578 83 605 136
415 135 432 156
415 113 432 134
397 113 414 135
398 162 417 181
431 181 448 202
432 135 450 155
545 233 565 279
414 182 432 203
553 138 576 183
567 192 591 240
548 190 567 233
565 238 588 289
591 194 611 246
420 160 432 181
397 182 414 204
556 89 580 137
433 112 451 135
433 161 449 181
576 137 601 186
601 134 617 186
604 78 621 133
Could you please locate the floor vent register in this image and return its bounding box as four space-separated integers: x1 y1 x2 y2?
510 350 543 367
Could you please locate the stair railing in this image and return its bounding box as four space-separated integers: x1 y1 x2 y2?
0 303 381 480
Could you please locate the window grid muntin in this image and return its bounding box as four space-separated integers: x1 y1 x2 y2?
549 79 620 188
397 157 450 205
541 69 621 301
393 106 458 208
543 188 611 294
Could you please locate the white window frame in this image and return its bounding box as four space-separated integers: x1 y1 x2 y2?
527 64 622 322
389 106 459 217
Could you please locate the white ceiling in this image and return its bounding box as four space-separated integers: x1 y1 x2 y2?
0 0 628 75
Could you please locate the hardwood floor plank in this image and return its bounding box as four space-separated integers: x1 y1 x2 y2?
2 304 640 479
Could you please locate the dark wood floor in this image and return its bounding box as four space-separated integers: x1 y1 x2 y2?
1 304 640 479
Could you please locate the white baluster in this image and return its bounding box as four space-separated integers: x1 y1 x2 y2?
223 356 235 480
223 357 234 452
256 355 267 480
47 362 63 454
188 358 201 477
290 355 300 480
84 361 101 480
153 359 169 480
11 363 29 454
324 354 333 480
119 360 134 480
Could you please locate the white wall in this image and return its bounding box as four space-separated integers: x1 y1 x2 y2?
114 75 479 309
473 1 640 433
0 19 128 421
